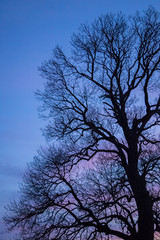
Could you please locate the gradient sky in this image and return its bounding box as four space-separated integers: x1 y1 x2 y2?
0 0 160 239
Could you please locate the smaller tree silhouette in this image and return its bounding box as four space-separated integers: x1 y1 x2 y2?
4 7 160 240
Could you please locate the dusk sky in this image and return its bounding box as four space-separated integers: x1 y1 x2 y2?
1 0 160 239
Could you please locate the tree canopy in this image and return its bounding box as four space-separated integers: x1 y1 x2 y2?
4 7 160 240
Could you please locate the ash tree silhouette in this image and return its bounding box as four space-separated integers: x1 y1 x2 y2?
4 7 160 240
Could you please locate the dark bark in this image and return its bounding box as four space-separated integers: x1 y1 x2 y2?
127 166 154 240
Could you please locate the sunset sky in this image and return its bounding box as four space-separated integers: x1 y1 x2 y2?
0 0 160 239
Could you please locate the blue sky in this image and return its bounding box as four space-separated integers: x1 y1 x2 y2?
0 0 160 239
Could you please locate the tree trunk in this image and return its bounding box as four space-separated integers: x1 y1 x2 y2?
135 184 154 240
127 166 154 240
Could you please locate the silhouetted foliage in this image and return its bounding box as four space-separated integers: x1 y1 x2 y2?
4 7 160 240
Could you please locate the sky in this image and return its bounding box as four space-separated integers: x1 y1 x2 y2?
0 0 160 239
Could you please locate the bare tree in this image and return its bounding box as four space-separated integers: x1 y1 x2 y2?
4 7 160 240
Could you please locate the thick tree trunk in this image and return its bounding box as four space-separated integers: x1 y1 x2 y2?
124 134 154 240
136 187 154 240
127 166 154 240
